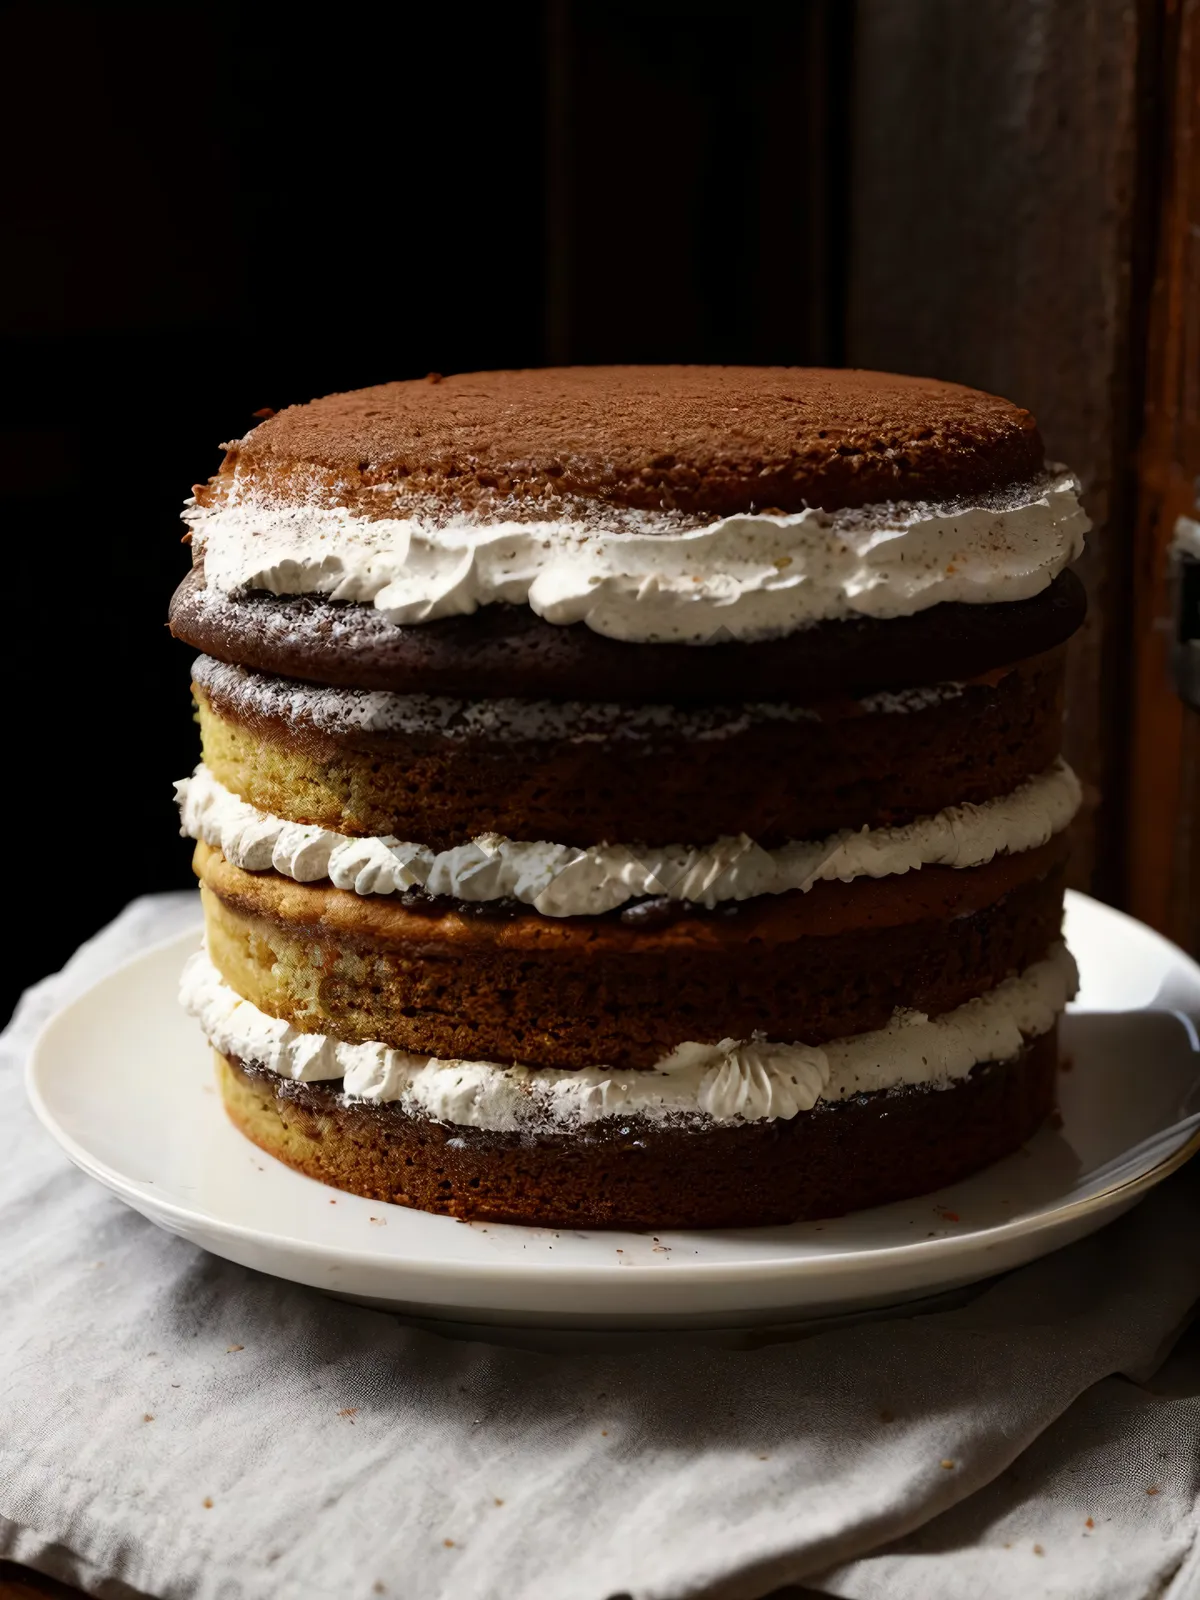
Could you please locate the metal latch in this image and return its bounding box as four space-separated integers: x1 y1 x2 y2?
1171 506 1200 711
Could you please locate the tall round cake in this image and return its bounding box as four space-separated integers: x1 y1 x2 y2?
171 366 1088 1228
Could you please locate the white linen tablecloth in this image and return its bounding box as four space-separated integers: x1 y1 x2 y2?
1 895 1197 1600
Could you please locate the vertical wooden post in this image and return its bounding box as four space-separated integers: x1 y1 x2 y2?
1127 0 1200 950
846 0 1155 904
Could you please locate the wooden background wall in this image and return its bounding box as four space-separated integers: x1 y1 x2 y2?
846 0 1150 907
1128 0 1200 953
846 0 1200 953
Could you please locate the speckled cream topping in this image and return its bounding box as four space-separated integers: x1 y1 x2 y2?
185 470 1087 645
181 944 1077 1128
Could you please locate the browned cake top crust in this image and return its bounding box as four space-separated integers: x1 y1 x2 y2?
195 365 1046 521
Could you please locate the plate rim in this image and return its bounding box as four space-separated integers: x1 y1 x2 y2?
24 892 1200 1289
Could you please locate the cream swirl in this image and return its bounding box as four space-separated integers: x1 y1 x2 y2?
182 945 1077 1128
176 761 1081 916
183 470 1088 644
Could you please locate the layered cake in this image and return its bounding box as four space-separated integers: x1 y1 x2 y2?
170 366 1088 1228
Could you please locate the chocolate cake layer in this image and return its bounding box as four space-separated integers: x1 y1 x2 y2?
193 646 1067 850
170 566 1086 704
192 366 1045 525
197 838 1067 1068
217 1029 1058 1228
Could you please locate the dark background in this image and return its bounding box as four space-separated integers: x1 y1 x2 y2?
2 0 1190 1018
0 1 850 1018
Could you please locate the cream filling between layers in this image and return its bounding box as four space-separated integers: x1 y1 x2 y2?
183 471 1088 644
182 945 1077 1129
176 761 1081 916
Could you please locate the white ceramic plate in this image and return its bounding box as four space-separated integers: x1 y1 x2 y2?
26 892 1200 1331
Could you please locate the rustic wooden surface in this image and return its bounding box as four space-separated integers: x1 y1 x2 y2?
846 0 1153 906
1127 0 1200 949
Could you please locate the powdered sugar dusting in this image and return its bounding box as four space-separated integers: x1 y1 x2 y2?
191 655 976 745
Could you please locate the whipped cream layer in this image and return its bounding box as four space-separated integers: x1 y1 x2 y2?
177 760 1081 916
183 470 1088 644
183 945 1076 1129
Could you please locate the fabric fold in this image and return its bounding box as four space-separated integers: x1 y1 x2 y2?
1 895 1196 1600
